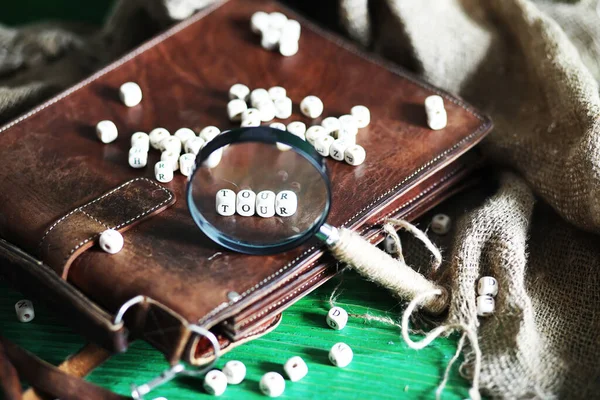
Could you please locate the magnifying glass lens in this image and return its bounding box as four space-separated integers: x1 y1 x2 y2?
187 128 331 254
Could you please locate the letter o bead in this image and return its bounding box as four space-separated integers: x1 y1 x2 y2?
216 189 236 216
237 189 256 216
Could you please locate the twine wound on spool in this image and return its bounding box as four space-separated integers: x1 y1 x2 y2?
328 219 482 400
329 219 448 315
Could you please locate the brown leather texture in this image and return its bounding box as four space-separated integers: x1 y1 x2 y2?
0 0 492 364
39 177 174 278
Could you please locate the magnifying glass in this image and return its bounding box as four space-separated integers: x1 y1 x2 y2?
187 127 447 314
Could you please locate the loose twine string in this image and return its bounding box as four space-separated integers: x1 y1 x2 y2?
328 219 482 400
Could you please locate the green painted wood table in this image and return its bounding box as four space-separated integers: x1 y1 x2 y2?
0 2 469 398
0 270 468 399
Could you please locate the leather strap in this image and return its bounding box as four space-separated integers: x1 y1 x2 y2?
0 336 129 400
22 343 112 400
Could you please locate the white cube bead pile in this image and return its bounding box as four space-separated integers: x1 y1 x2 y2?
250 11 301 57
476 276 498 317
15 299 35 323
259 372 286 397
216 189 297 218
203 369 228 396
424 95 448 130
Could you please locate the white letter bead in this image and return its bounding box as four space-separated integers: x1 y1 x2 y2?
281 20 301 41
149 128 170 150
427 108 448 130
424 95 444 113
300 96 324 119
270 122 286 131
237 189 256 216
477 276 498 297
15 300 34 323
476 295 495 317
159 136 182 154
251 11 270 34
229 83 250 101
128 147 148 169
256 100 277 122
203 369 228 396
96 120 118 144
321 117 340 135
305 125 328 146
268 86 287 101
242 108 261 122
179 153 196 177
284 356 308 382
200 126 221 143
203 147 223 168
185 136 206 155
329 342 353 368
259 372 285 398
338 114 358 136
275 190 297 217
256 190 276 218
130 132 150 151
227 99 248 122
261 28 281 51
250 89 270 107
326 306 348 330
222 360 246 385
161 150 180 171
154 161 174 183
119 82 142 107
344 144 366 166
336 127 357 144
274 97 293 119
99 229 124 254
269 12 288 30
287 121 306 139
314 135 335 157
383 234 399 254
351 105 371 128
431 214 451 235
329 139 350 161
174 128 196 146
279 37 299 57
216 189 236 216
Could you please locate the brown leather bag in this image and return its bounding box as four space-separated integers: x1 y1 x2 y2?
0 0 491 380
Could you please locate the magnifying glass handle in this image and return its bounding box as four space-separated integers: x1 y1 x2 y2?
318 224 449 315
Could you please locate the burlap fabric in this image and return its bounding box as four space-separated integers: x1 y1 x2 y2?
2 0 599 398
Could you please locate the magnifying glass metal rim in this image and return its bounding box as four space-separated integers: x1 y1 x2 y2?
186 127 332 255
